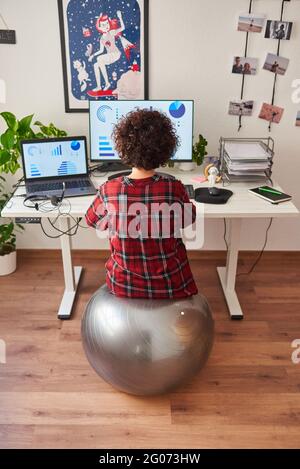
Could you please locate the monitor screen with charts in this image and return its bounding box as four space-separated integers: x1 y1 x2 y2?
21 137 88 180
89 100 194 162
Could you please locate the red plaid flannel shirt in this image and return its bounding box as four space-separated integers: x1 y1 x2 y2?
85 174 198 299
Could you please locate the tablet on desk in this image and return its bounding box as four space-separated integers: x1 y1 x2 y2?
249 186 292 204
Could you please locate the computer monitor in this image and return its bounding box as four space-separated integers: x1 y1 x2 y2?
89 100 194 163
21 137 88 181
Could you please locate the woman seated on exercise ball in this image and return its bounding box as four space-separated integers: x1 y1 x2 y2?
85 109 198 299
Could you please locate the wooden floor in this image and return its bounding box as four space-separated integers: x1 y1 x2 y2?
0 250 300 449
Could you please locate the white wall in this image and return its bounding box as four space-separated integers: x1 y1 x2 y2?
1 0 300 250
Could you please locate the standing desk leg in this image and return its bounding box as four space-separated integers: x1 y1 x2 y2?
57 218 83 320
217 218 244 320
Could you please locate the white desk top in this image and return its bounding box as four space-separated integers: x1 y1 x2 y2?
1 168 299 219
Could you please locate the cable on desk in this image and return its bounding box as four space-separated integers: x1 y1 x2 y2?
88 163 102 173
237 218 273 277
3 177 26 209
40 205 80 238
91 170 108 178
21 194 88 238
40 217 81 239
12 176 24 190
223 218 229 251
39 197 91 238
88 163 108 178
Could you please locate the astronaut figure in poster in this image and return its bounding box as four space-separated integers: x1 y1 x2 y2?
67 0 143 101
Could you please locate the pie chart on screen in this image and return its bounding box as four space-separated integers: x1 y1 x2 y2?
169 101 186 119
71 140 81 151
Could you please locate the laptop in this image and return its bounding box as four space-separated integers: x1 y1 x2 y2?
21 136 96 198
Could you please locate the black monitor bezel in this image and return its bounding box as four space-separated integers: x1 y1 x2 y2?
89 99 195 163
20 136 89 182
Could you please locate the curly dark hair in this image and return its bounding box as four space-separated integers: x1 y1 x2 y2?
112 109 179 170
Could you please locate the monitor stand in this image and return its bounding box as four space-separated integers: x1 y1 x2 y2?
108 171 176 181
99 162 129 172
108 171 131 180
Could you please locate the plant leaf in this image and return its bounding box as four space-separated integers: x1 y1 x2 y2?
9 160 21 174
0 222 14 243
34 121 67 138
1 129 15 149
0 149 11 166
18 114 34 135
0 111 17 130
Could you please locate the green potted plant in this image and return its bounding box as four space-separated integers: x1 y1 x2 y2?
0 112 67 275
192 134 208 167
0 176 23 275
177 133 208 172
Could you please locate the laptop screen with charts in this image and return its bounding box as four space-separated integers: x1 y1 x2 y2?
21 137 88 181
89 100 194 162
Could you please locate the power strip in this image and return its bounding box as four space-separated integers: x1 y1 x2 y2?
16 217 41 224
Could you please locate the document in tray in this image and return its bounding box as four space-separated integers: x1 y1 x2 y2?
227 169 267 176
229 174 266 179
224 142 270 161
226 162 270 170
224 154 269 171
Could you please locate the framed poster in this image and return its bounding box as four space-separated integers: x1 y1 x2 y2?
58 0 149 113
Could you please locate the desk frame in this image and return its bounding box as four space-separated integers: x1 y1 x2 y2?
2 172 298 321
217 219 243 320
58 218 83 320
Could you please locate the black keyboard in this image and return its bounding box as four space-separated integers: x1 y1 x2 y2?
108 173 195 199
28 180 91 192
184 184 195 199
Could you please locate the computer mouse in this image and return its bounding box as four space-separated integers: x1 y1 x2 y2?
208 187 221 196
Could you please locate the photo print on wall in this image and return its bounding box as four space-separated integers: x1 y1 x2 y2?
237 13 266 33
265 20 293 40
232 57 258 75
263 53 290 76
259 103 284 124
229 100 254 117
58 0 149 112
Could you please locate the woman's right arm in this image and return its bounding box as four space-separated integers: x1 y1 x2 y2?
85 186 108 230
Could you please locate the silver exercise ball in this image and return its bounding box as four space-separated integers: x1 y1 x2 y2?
81 286 214 396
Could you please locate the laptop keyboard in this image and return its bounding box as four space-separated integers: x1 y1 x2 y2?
28 180 91 192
